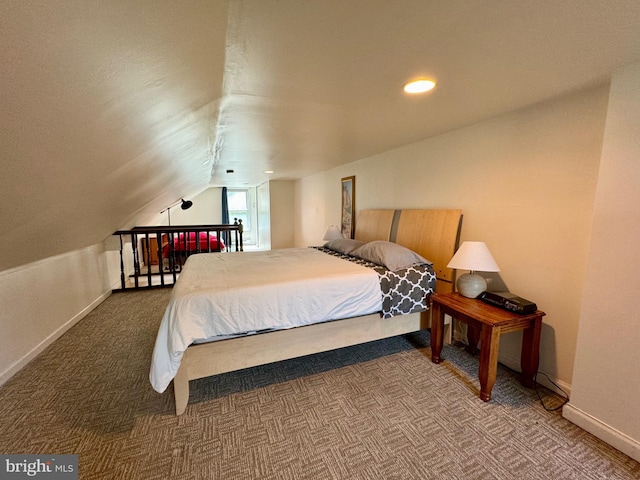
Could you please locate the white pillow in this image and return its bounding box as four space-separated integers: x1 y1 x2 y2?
350 240 431 271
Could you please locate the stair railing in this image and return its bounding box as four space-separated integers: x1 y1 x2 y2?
112 219 243 291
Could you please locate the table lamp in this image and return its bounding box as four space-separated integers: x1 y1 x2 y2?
447 241 500 298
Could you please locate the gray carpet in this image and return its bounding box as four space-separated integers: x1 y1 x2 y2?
0 289 638 479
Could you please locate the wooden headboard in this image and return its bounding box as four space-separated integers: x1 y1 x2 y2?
355 209 463 294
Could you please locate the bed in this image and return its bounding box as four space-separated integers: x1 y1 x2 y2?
161 231 225 269
163 231 225 255
150 208 462 415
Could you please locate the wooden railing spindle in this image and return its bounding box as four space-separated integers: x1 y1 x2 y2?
113 223 243 291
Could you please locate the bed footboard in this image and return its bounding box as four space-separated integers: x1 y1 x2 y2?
172 310 427 415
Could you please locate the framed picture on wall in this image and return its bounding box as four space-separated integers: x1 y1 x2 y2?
341 176 355 239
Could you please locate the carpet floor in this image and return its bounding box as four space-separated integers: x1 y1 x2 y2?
0 289 638 479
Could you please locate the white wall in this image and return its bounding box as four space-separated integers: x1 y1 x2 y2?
153 187 224 226
257 181 271 250
269 180 295 249
296 84 610 395
254 180 296 250
0 244 111 385
563 62 640 462
295 173 332 247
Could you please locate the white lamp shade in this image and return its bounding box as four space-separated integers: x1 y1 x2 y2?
447 241 500 273
322 225 343 241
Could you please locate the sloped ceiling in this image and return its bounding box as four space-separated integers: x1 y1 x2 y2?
2 0 640 271
1 1 228 270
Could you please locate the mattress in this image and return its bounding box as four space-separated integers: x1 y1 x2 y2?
150 247 383 393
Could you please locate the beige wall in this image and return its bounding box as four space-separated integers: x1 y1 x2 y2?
257 181 272 249
0 244 111 385
563 62 640 461
255 180 296 250
151 187 224 226
295 174 333 247
269 180 295 249
296 84 611 394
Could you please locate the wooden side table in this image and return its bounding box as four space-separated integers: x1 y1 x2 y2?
430 292 545 402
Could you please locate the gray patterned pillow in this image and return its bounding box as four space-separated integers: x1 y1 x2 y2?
350 240 431 271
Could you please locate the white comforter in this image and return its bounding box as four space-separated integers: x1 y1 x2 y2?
150 247 382 393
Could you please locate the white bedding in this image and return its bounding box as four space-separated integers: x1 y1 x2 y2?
150 247 382 393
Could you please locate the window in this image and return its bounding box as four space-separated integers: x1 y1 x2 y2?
226 188 256 245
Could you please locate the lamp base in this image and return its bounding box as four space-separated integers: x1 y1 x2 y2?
456 273 487 298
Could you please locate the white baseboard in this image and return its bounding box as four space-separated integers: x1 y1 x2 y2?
497 351 572 398
450 329 573 398
563 403 640 462
0 290 111 387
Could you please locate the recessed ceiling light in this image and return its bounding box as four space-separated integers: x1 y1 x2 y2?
265 170 274 174
403 79 436 94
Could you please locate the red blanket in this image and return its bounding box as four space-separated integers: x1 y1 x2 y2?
162 232 224 256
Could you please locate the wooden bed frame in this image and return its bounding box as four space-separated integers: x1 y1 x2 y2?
172 208 462 415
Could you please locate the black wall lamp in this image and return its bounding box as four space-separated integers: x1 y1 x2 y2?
161 198 193 225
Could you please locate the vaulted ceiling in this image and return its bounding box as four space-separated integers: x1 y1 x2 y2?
2 0 640 270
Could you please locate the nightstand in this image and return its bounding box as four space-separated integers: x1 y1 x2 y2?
430 292 545 402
